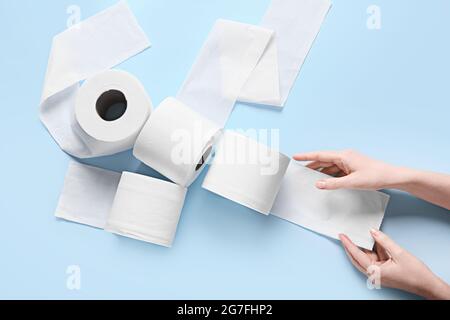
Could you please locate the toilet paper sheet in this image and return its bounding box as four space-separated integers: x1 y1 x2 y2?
55 161 121 229
203 132 390 250
178 0 331 126
271 163 391 250
56 162 187 247
40 2 151 158
239 0 332 107
177 19 274 127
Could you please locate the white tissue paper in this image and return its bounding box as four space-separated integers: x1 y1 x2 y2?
239 0 332 107
177 0 331 126
203 131 290 215
177 19 274 127
40 2 151 158
105 172 188 248
134 97 222 187
56 162 187 247
202 132 390 249
74 70 152 156
271 163 390 250
55 161 121 229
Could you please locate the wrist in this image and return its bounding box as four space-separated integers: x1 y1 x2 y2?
384 166 418 191
420 276 450 300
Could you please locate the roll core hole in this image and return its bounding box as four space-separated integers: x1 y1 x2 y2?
96 90 128 122
196 146 213 171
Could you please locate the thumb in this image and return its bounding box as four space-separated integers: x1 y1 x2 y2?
316 175 356 190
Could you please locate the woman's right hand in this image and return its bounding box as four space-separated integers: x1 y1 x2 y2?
293 150 403 191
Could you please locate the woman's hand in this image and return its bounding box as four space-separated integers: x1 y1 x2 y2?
294 149 450 210
340 230 450 300
293 150 403 191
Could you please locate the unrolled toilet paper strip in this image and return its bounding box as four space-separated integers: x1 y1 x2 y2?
239 0 332 107
134 97 222 187
56 162 187 247
203 131 290 215
177 0 331 126
105 172 187 248
55 161 121 229
271 163 390 250
177 19 274 127
40 2 151 158
202 132 390 250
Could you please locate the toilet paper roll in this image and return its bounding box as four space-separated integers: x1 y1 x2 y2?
74 70 153 156
134 97 222 187
105 172 187 248
202 131 291 215
202 131 390 249
40 2 151 158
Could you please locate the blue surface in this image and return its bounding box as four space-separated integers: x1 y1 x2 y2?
0 0 449 300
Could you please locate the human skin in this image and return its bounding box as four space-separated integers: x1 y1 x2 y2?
293 150 450 299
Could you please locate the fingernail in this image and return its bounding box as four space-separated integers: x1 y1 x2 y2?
316 181 327 189
370 229 379 236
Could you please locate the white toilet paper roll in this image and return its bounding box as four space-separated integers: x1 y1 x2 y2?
105 172 187 248
134 97 222 187
202 132 390 249
40 2 151 158
203 131 291 215
74 70 152 156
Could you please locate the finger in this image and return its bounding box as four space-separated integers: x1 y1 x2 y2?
370 229 403 258
316 175 357 190
342 245 366 273
294 151 342 163
339 234 372 270
306 161 335 170
321 165 343 177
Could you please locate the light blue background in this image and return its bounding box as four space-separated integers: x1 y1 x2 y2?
0 0 449 300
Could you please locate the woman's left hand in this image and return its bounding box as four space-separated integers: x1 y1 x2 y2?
340 229 450 300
